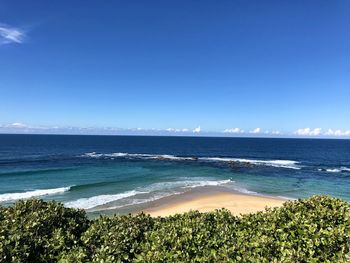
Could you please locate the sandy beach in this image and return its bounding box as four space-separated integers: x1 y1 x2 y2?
141 187 287 217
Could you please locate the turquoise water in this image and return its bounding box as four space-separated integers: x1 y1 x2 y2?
1 135 350 214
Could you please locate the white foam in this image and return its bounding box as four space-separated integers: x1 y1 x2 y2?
187 179 233 188
326 168 341 173
81 152 195 161
82 152 301 169
146 154 196 161
228 186 293 200
65 190 146 210
199 157 301 170
83 152 103 158
98 192 181 211
321 167 350 173
140 178 233 192
0 187 70 202
341 167 350 172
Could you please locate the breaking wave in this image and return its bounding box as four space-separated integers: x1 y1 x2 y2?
81 152 300 169
318 167 350 173
0 187 71 202
198 157 301 170
65 190 146 209
82 152 197 161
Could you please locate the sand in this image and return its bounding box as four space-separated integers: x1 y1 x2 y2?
142 191 287 217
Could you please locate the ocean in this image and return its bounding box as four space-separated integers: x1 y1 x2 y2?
1 134 350 215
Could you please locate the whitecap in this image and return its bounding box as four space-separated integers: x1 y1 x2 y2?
320 167 350 173
0 187 71 202
341 167 350 172
97 192 181 211
81 152 196 161
65 190 146 209
187 179 233 188
140 178 233 192
326 168 341 173
199 157 301 170
82 152 301 169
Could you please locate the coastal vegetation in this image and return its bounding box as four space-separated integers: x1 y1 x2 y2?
1 196 350 262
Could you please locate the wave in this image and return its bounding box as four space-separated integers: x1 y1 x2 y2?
187 179 232 188
318 167 350 173
199 157 301 170
65 190 147 209
82 152 196 161
98 192 181 211
138 178 233 192
0 187 71 202
65 178 233 210
81 152 301 169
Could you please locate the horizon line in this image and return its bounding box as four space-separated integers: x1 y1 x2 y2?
1 132 349 140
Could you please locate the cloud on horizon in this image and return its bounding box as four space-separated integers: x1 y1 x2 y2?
249 128 261 134
0 123 203 136
293 128 350 137
323 129 350 137
0 24 25 45
294 128 322 136
223 128 282 136
1 123 350 137
192 126 201 133
223 128 244 134
166 128 190 132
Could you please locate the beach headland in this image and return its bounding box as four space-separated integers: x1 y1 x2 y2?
137 186 287 217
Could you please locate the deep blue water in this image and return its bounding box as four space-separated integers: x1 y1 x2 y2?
1 134 350 213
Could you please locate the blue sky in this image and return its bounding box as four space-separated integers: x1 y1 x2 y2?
1 1 350 137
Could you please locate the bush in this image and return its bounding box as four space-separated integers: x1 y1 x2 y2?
135 209 239 262
0 199 89 262
1 195 350 262
81 213 154 262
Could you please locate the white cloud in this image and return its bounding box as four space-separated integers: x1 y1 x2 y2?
249 128 261 134
294 128 322 136
271 130 281 135
166 128 190 132
0 24 25 45
264 130 281 135
193 126 201 133
6 122 28 129
223 128 244 134
324 129 350 136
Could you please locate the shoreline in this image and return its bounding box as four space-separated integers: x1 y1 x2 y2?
134 186 287 217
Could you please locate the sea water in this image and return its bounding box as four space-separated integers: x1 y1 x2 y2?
1 134 350 214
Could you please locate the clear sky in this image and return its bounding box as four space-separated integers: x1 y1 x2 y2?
1 1 350 137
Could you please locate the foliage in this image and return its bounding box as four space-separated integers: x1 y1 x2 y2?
1 196 350 262
0 199 89 262
81 213 154 262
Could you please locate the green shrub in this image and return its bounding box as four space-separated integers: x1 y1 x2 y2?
81 213 154 262
226 195 350 262
1 195 350 262
0 199 89 262
135 209 239 262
